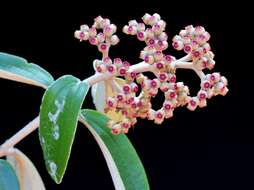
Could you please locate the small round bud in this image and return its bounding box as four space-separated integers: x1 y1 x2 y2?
187 97 199 111
137 23 146 31
107 64 116 74
130 83 139 93
80 24 89 31
89 37 98 45
106 97 117 108
88 27 97 37
154 51 163 61
210 73 221 83
172 41 184 50
144 55 154 64
160 82 170 92
123 84 131 94
158 72 168 82
97 32 106 43
118 67 126 76
111 124 121 135
154 61 165 70
113 58 122 67
110 35 120 45
163 101 173 111
137 31 147 41
103 25 114 36
197 90 207 100
103 57 112 65
154 109 165 124
183 44 192 53
142 13 152 24
98 43 109 52
201 80 211 90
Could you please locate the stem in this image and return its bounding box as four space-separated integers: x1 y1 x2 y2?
0 55 203 157
175 61 205 80
0 116 39 157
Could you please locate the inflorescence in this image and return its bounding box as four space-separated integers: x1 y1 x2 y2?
74 13 229 135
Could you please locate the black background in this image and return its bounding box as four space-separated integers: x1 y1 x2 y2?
0 1 252 189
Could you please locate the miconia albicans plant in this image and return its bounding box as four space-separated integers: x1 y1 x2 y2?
0 13 228 190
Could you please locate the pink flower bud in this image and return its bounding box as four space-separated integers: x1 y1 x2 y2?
89 37 98 45
142 13 152 24
146 38 156 46
168 74 176 83
165 90 177 100
187 97 199 111
197 90 207 100
210 73 221 83
164 55 174 63
163 100 173 111
103 25 113 36
183 44 192 53
201 80 211 90
154 110 165 124
80 24 89 31
156 40 168 50
137 31 147 41
98 43 108 52
154 51 164 61
94 16 103 27
123 84 131 94
123 61 130 68
111 124 121 135
137 23 146 31
150 79 160 88
89 27 97 37
118 67 126 76
107 64 116 74
147 109 156 120
172 41 184 50
95 63 106 73
144 55 154 64
110 35 120 45
97 32 106 42
199 99 207 108
155 61 165 70
113 58 122 67
125 71 137 81
158 32 168 41
103 57 112 65
106 97 117 108
130 83 139 93
160 82 170 92
158 72 168 82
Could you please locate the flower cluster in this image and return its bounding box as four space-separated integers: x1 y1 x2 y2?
74 16 119 54
75 13 229 135
172 25 215 70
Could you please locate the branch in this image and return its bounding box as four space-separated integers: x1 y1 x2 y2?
175 61 205 80
0 116 39 157
0 56 202 157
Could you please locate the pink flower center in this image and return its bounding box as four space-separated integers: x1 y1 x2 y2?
164 104 171 110
170 92 176 98
204 82 210 88
170 76 176 83
156 62 163 69
119 68 126 75
150 80 157 88
156 112 163 119
190 100 196 106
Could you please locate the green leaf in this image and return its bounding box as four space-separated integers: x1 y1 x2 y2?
0 159 20 190
0 52 54 88
39 75 89 183
79 109 150 190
